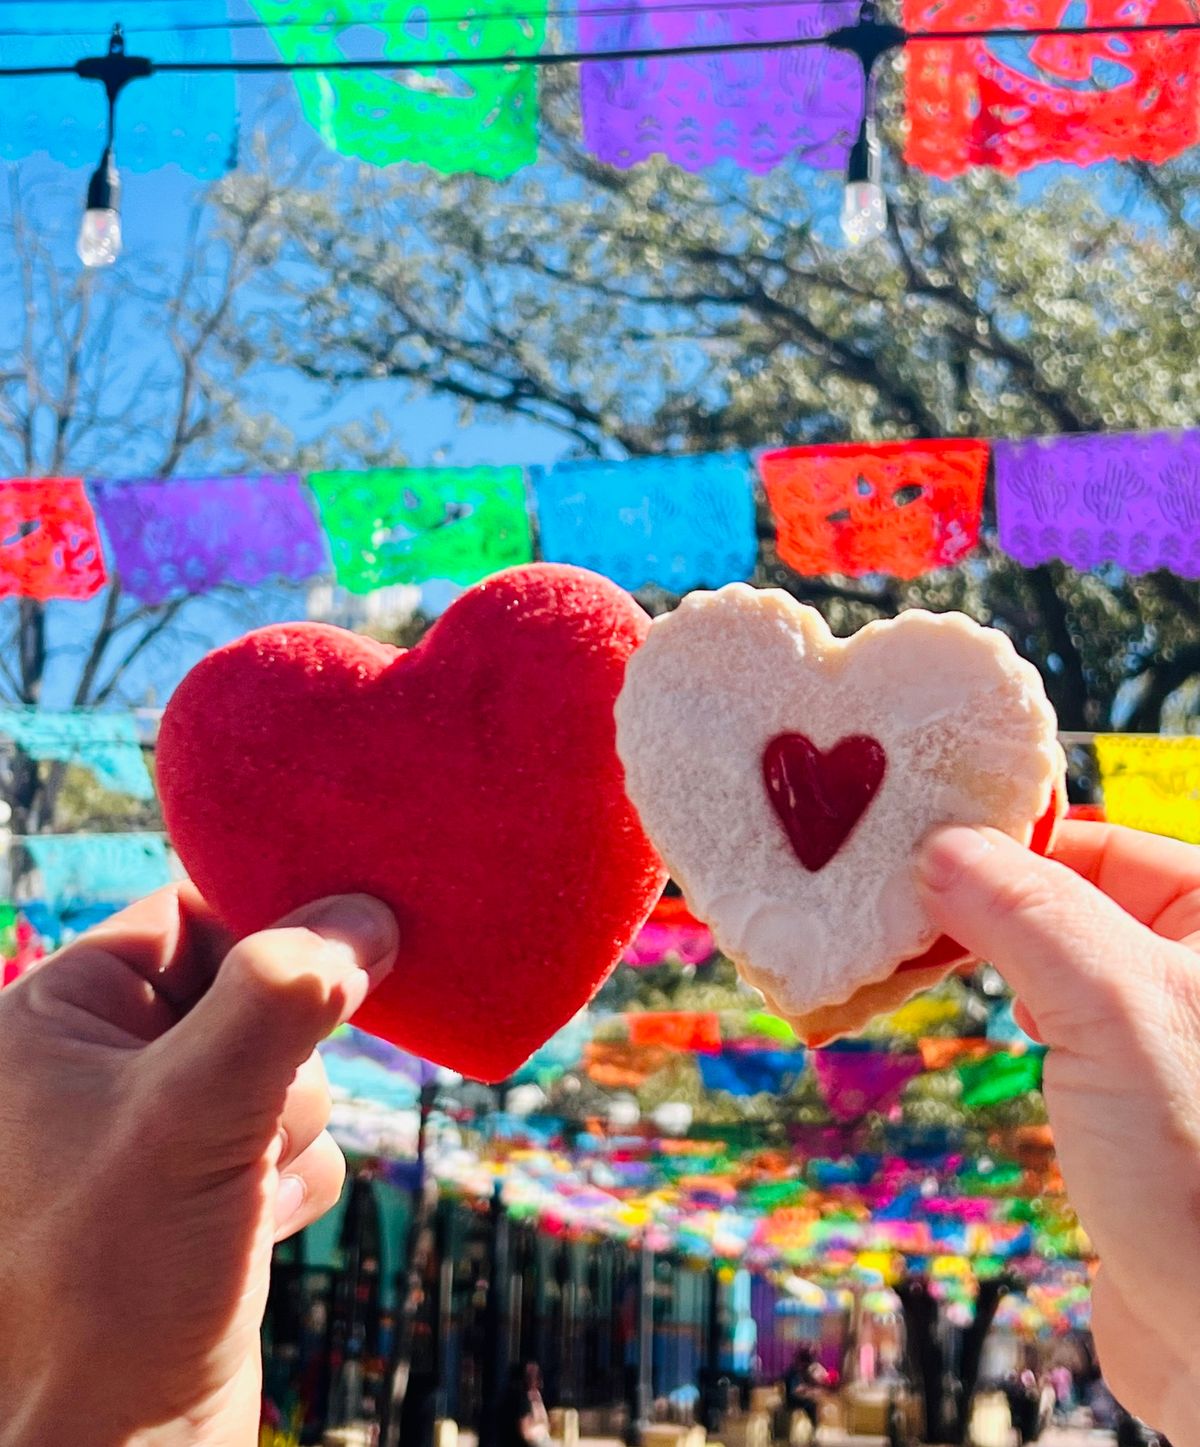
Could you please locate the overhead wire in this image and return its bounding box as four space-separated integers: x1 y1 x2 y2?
0 0 1193 60
0 0 873 37
0 18 1195 76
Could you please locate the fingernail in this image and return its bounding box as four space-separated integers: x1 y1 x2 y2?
299 894 398 976
275 1173 307 1228
916 826 993 893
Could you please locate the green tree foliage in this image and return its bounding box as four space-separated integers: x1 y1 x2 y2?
216 83 1200 737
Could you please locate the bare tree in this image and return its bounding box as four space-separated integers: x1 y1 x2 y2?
0 169 292 834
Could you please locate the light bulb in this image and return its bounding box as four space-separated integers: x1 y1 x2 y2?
840 180 888 247
78 145 122 268
77 207 122 267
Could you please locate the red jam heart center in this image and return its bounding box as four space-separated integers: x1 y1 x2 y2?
763 733 887 872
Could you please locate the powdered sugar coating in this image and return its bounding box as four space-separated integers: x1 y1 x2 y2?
615 585 1063 1026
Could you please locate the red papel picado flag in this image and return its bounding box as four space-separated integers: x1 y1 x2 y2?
904 0 1200 176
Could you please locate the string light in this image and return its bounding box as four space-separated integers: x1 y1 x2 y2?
841 114 886 246
74 26 150 268
51 10 1200 258
831 12 903 246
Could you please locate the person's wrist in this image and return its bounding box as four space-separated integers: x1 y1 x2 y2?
1 1380 126 1447
3 1406 254 1447
1159 1364 1200 1446
2 1361 257 1447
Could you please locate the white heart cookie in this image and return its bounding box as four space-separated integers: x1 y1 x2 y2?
615 584 1064 1035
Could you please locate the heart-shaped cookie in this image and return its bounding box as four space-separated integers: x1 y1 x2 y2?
614 584 1065 1038
158 564 667 1081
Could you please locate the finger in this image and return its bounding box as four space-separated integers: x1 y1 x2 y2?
1051 821 1200 941
14 883 232 1047
49 883 234 1013
274 1130 347 1242
14 941 181 1048
280 1051 333 1170
915 826 1166 1047
1091 1270 1185 1438
159 894 398 1110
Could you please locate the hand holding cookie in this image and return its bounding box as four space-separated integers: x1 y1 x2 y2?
917 821 1200 1444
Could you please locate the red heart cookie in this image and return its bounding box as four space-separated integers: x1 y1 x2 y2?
157 564 667 1082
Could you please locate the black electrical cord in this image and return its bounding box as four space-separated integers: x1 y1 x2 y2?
0 0 897 39
1 17 1197 78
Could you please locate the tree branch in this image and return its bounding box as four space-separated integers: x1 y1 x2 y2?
91 598 190 706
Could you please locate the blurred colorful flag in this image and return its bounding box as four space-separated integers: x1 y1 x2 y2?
814 1047 923 1121
958 1050 1044 1107
0 479 107 600
579 0 863 173
628 1011 723 1053
91 475 328 602
532 454 758 594
905 0 1200 176
309 466 533 592
759 440 988 578
1094 734 1200 843
0 710 153 800
251 0 545 177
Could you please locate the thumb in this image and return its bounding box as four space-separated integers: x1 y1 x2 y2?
915 826 1159 1048
158 894 398 1109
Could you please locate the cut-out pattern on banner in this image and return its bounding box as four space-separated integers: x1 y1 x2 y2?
994 431 1200 577
579 0 863 173
904 0 1200 176
0 711 153 800
251 0 545 177
309 466 534 593
22 833 172 908
758 440 988 578
0 479 107 601
1094 735 1200 843
0 2 238 176
532 454 758 593
91 475 329 604
813 1047 923 1121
